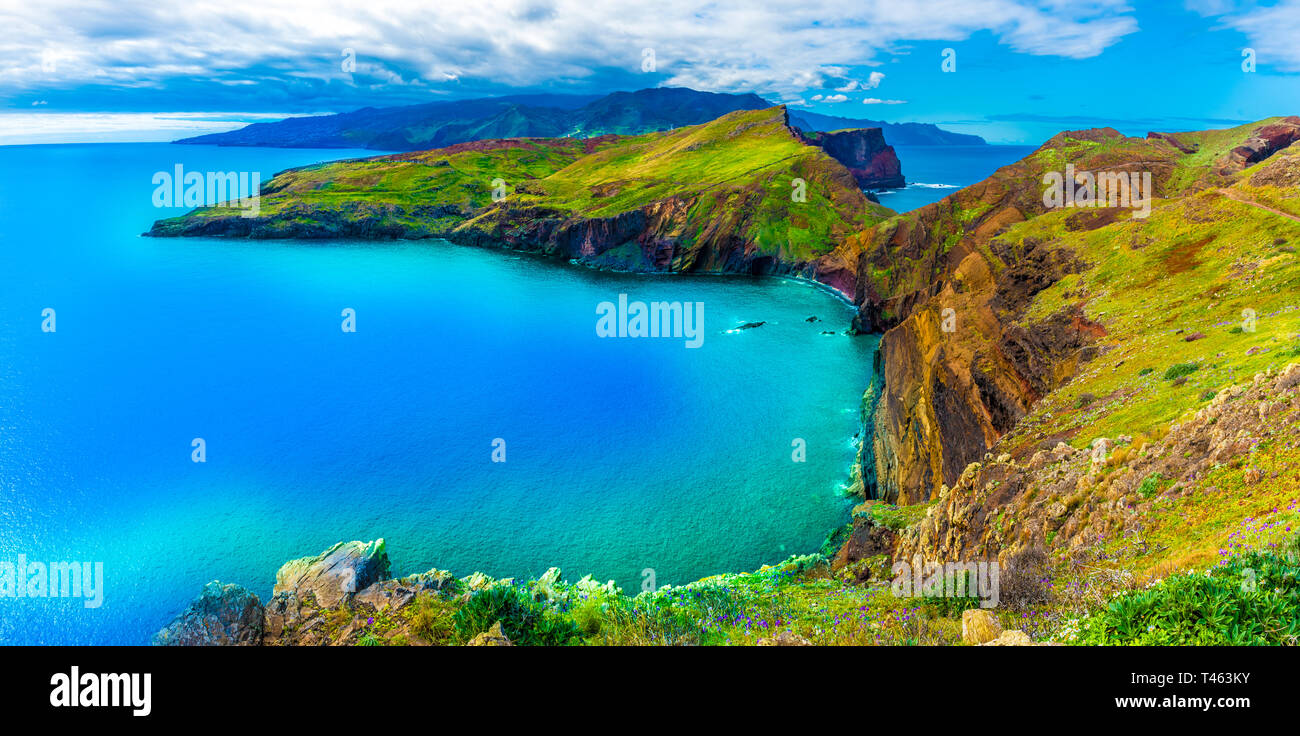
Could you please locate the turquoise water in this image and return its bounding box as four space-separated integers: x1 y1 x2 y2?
0 143 876 644
874 145 1036 213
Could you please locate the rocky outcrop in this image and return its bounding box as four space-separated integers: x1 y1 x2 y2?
800 128 905 189
466 621 513 646
896 364 1300 567
979 630 1043 646
156 538 461 646
273 539 391 608
152 581 264 646
817 126 1192 504
830 513 897 577
1222 116 1300 171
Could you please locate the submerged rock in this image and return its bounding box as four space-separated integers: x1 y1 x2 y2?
152 581 264 646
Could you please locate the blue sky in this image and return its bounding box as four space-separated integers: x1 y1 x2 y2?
3 0 1299 144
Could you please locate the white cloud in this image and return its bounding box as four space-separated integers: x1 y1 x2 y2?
1191 0 1300 71
820 94 849 103
835 71 885 92
0 0 1142 100
863 98 907 104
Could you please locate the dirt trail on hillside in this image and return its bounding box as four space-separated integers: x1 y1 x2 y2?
1218 188 1300 224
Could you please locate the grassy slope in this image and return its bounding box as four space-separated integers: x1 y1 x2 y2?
153 107 891 269
985 132 1300 581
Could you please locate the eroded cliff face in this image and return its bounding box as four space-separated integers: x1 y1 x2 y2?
449 147 878 276
897 364 1300 567
819 126 1204 504
798 128 905 189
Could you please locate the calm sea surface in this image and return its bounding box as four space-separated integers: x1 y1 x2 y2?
0 142 879 644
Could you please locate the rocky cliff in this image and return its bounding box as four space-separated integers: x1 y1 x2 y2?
799 128 905 189
815 116 1300 513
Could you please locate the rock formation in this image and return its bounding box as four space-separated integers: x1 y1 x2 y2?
799 127 905 189
152 581 264 646
272 539 391 608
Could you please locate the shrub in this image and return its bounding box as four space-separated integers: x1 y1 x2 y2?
1075 550 1300 645
1136 472 1169 499
1163 362 1199 380
453 585 581 646
571 598 604 637
1001 546 1053 610
1138 367 1154 376
906 569 982 616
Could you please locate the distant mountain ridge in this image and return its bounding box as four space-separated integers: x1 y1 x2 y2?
175 87 985 150
787 110 985 147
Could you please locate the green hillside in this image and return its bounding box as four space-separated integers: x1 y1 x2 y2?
150 107 893 273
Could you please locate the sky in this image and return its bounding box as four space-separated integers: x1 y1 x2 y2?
2 0 1299 144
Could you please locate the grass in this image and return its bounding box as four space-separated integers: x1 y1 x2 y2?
858 501 935 531
998 178 1300 450
155 107 893 267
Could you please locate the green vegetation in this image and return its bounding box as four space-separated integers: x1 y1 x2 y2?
1073 546 1300 645
1163 362 1200 380
452 585 582 646
860 501 934 531
152 107 893 269
1136 472 1170 499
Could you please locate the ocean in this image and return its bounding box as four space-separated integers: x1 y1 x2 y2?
874 144 1037 213
0 142 882 644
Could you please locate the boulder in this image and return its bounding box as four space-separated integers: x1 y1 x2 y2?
152 581 264 646
757 630 812 646
273 539 391 608
979 629 1038 646
466 621 513 646
961 608 1002 645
